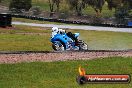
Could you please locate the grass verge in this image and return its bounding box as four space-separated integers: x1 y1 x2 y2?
0 25 52 51
0 57 131 88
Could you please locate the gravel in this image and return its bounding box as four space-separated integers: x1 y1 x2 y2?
0 50 131 64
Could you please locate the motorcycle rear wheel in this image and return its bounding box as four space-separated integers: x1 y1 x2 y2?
78 40 88 50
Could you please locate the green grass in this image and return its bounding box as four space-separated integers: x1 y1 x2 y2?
0 34 52 51
0 25 131 51
32 0 49 11
76 30 132 50
83 4 115 17
0 57 132 88
0 25 52 51
0 25 51 33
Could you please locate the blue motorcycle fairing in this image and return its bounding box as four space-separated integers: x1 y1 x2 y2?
51 33 73 49
51 32 80 50
74 33 80 38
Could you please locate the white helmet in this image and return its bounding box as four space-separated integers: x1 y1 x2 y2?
52 27 59 33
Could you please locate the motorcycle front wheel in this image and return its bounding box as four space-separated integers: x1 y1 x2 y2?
52 42 65 51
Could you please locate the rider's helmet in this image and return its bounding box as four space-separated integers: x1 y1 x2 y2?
52 27 59 33
51 27 59 38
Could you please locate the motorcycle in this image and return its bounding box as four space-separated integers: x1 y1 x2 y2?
50 32 88 51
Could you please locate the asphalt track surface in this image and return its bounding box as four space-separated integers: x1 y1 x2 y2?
12 22 132 33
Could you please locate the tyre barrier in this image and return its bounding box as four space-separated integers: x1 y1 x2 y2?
11 14 132 28
0 13 12 27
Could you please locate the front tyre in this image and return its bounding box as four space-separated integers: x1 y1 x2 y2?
52 42 65 51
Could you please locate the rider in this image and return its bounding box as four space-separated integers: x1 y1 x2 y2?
51 27 66 38
51 27 78 44
51 27 59 38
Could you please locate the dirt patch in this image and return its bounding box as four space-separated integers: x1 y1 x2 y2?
0 50 131 64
